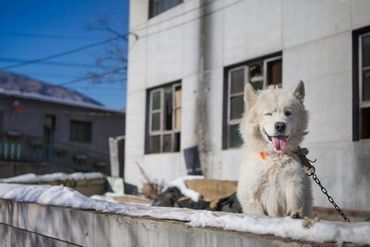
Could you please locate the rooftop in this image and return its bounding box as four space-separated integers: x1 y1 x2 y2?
0 71 124 113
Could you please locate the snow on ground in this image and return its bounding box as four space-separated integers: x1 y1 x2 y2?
90 194 118 203
163 175 204 202
0 172 105 183
0 183 369 245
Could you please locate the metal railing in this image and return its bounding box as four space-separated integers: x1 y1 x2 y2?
0 134 110 174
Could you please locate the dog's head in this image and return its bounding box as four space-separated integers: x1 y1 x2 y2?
240 81 308 153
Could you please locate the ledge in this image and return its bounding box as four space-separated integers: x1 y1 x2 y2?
0 183 369 246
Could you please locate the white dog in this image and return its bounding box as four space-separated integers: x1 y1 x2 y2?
237 81 312 218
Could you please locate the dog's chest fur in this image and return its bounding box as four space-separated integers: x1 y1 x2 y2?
237 152 310 217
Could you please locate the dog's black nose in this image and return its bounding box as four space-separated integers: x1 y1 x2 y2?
275 122 286 132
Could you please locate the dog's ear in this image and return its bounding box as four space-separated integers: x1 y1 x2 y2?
292 80 305 102
244 83 258 109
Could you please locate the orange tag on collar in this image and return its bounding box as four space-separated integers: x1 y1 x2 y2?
258 151 267 161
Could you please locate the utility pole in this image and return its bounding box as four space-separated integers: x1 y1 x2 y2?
196 0 211 176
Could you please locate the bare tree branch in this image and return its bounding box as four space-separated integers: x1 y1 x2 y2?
85 16 128 85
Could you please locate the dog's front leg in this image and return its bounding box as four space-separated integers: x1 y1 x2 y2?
243 200 265 215
285 183 304 218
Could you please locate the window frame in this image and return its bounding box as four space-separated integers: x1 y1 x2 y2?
226 66 249 148
359 33 370 108
145 81 182 154
222 52 282 149
353 26 370 140
149 88 164 135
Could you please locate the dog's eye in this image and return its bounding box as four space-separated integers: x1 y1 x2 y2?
284 110 292 116
264 112 272 116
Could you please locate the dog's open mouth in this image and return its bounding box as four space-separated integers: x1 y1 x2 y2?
263 129 289 151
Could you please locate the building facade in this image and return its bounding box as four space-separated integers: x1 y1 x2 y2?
0 90 125 175
126 0 370 210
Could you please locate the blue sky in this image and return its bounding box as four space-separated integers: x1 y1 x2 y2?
0 0 129 110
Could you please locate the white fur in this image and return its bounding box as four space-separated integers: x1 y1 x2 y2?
237 82 312 218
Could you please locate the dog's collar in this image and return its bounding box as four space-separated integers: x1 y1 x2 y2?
258 151 267 161
259 147 316 175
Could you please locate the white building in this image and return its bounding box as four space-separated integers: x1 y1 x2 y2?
126 0 370 211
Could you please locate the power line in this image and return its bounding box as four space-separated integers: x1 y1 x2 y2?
58 68 126 86
73 87 125 92
140 0 243 38
0 57 102 68
0 30 103 41
0 37 121 71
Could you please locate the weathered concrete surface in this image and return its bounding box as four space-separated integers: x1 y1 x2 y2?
0 223 78 247
0 199 346 247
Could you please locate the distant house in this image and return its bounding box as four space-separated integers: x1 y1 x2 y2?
0 72 125 176
126 0 370 211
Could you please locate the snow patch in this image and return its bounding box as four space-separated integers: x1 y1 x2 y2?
0 172 105 183
90 194 118 203
163 175 204 202
0 183 369 245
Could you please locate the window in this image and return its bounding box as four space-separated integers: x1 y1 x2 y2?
354 30 370 139
44 115 56 130
70 120 92 143
223 54 282 149
146 82 181 154
149 0 183 18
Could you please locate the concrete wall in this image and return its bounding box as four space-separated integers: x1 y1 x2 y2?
0 97 125 155
126 0 370 211
0 199 333 247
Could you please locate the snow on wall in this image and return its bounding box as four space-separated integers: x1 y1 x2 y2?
0 172 105 183
0 183 369 245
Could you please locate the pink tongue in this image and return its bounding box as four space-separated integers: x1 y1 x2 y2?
272 137 288 151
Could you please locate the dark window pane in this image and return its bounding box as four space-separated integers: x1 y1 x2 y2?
152 91 161 110
363 70 370 101
249 63 263 90
44 115 56 130
151 112 161 131
230 95 244 120
150 135 161 153
174 132 181 151
362 35 370 67
228 124 243 148
149 0 183 18
70 121 92 142
230 68 245 94
361 108 370 139
163 134 172 152
266 59 282 87
164 88 173 130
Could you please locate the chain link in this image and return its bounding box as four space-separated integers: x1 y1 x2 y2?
308 172 351 222
297 148 351 223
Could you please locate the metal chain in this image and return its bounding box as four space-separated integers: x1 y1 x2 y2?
307 167 351 222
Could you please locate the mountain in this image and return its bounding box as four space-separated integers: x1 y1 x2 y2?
0 71 102 106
